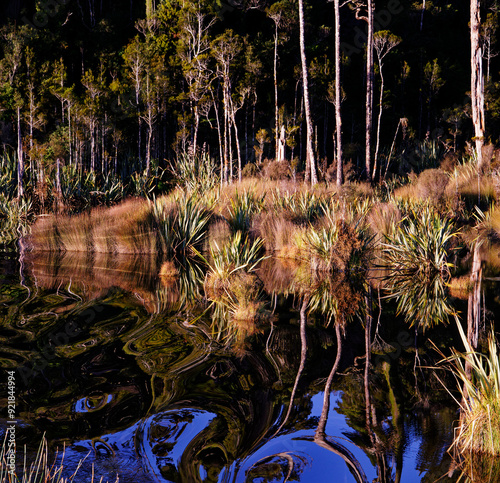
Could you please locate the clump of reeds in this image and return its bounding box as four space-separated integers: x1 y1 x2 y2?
0 434 115 483
381 205 458 330
440 322 500 457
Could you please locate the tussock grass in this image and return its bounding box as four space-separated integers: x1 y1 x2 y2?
252 212 303 256
439 322 500 457
447 162 497 207
367 202 401 242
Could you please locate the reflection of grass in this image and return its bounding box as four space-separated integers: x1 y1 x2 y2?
0 435 112 483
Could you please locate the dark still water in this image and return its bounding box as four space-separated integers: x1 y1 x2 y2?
0 249 494 482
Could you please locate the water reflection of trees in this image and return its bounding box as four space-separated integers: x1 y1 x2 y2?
3 244 499 482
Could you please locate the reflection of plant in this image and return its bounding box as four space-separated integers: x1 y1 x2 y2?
439 322 500 457
381 206 457 330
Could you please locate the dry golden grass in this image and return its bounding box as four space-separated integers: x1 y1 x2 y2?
446 163 497 204
92 198 154 254
447 275 472 300
28 215 60 251
253 212 304 254
367 202 401 242
208 217 232 248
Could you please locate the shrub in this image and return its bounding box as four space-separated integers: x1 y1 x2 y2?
416 168 450 204
263 160 290 180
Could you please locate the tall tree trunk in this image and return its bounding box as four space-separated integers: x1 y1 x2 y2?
365 0 374 182
298 0 317 185
471 0 486 170
274 23 279 162
231 110 243 183
334 0 343 186
373 65 384 180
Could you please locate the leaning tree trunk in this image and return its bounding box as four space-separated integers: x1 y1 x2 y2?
334 0 343 186
471 0 485 170
298 0 317 186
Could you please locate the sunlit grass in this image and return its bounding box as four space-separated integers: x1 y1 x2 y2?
438 322 500 457
0 435 115 483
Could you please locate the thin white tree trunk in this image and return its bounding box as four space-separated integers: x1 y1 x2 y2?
334 0 343 186
365 0 374 182
274 24 279 161
298 0 317 185
471 0 485 169
373 66 384 180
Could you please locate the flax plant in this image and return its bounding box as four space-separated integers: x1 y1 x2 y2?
152 195 211 257
171 151 219 193
203 232 267 341
438 322 500 457
381 206 458 330
271 189 326 224
225 189 265 234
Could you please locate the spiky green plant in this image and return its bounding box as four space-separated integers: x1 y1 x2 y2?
381 206 458 330
171 151 219 193
0 194 33 244
152 195 211 257
438 322 500 457
271 190 325 223
225 189 265 234
203 232 267 343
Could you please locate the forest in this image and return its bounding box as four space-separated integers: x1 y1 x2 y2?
0 0 497 201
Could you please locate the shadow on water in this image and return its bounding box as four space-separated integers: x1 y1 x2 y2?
0 248 499 482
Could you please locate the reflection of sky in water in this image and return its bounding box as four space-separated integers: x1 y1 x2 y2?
235 392 377 483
